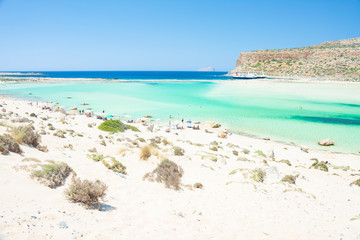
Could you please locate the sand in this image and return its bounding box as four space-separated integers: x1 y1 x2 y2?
1 96 360 240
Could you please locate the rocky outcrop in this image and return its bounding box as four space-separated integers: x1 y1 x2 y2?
318 138 335 146
229 37 360 81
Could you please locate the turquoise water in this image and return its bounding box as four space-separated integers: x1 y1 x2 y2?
1 80 360 153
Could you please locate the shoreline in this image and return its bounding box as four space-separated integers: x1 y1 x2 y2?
1 75 360 84
1 94 358 156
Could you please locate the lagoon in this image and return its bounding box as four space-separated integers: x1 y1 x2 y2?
1 78 360 153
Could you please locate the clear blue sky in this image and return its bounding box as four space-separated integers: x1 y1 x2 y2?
0 0 359 71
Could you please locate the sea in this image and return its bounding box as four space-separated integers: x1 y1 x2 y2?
1 71 359 154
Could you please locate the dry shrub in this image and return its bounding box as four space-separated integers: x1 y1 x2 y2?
144 159 184 190
193 182 204 189
65 177 107 210
173 146 184 156
11 125 41 147
31 161 73 188
36 145 48 152
140 145 152 160
0 133 22 154
162 138 171 146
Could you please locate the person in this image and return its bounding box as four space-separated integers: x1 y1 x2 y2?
181 118 184 124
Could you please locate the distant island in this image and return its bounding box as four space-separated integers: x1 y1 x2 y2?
229 37 360 81
0 72 44 76
197 67 215 72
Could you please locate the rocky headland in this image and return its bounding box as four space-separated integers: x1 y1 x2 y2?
229 37 360 81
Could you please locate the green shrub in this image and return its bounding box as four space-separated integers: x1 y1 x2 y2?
350 178 360 187
102 157 127 174
232 150 238 156
144 159 184 190
31 161 73 188
88 154 104 162
98 120 139 133
255 150 265 157
250 168 266 183
279 159 292 166
281 175 297 184
310 159 328 172
65 177 107 210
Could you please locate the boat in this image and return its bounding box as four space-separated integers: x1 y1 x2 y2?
232 72 267 79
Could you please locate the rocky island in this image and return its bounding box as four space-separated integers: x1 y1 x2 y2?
229 37 360 81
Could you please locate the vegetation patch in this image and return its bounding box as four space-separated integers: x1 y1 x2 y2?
281 175 297 184
98 120 139 133
65 177 107 210
173 146 185 156
255 150 266 157
143 159 184 190
11 125 41 147
0 133 22 154
31 161 74 188
250 168 266 183
350 178 360 187
278 159 292 166
310 159 328 172
193 182 203 189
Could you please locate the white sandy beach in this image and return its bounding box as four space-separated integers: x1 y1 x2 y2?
1 96 360 240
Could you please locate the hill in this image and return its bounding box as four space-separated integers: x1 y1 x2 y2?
229 38 360 81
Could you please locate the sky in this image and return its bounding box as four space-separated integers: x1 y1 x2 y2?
0 0 359 71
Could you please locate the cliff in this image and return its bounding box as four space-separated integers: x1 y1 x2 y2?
229 37 360 81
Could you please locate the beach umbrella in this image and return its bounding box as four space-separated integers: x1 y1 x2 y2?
107 115 114 118
186 120 192 123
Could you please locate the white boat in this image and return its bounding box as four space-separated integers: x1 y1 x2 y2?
232 72 266 79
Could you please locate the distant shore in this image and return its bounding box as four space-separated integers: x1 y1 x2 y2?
1 75 360 84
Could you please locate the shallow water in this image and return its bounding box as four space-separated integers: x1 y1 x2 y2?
1 79 360 153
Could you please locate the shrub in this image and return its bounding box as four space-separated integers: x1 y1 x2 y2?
88 147 97 153
242 149 250 154
98 120 139 133
209 146 218 151
0 134 22 154
88 123 92 128
173 146 184 156
140 145 152 160
250 168 266 183
11 125 41 147
65 177 107 210
162 138 171 146
281 175 297 184
232 150 238 156
88 154 104 162
310 159 328 172
136 137 145 143
193 182 203 189
53 130 66 138
255 150 265 157
350 178 360 187
102 157 127 174
144 159 184 190
30 113 37 118
279 159 291 166
36 145 48 152
31 161 73 188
